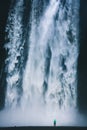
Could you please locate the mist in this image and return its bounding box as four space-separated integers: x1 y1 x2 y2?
0 106 87 127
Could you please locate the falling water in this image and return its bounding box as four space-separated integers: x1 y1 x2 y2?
4 0 25 108
1 0 80 126
21 0 80 110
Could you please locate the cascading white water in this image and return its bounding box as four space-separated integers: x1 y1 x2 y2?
21 0 79 110
3 0 80 125
4 0 24 108
21 0 61 108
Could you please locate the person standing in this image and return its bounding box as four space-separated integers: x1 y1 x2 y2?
54 119 56 126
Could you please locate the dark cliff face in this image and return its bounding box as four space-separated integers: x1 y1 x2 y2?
0 0 11 109
0 0 11 68
77 0 87 113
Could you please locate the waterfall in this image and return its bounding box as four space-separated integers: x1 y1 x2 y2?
4 0 79 112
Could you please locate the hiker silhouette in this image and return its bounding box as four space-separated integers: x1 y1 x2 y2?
54 119 56 126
